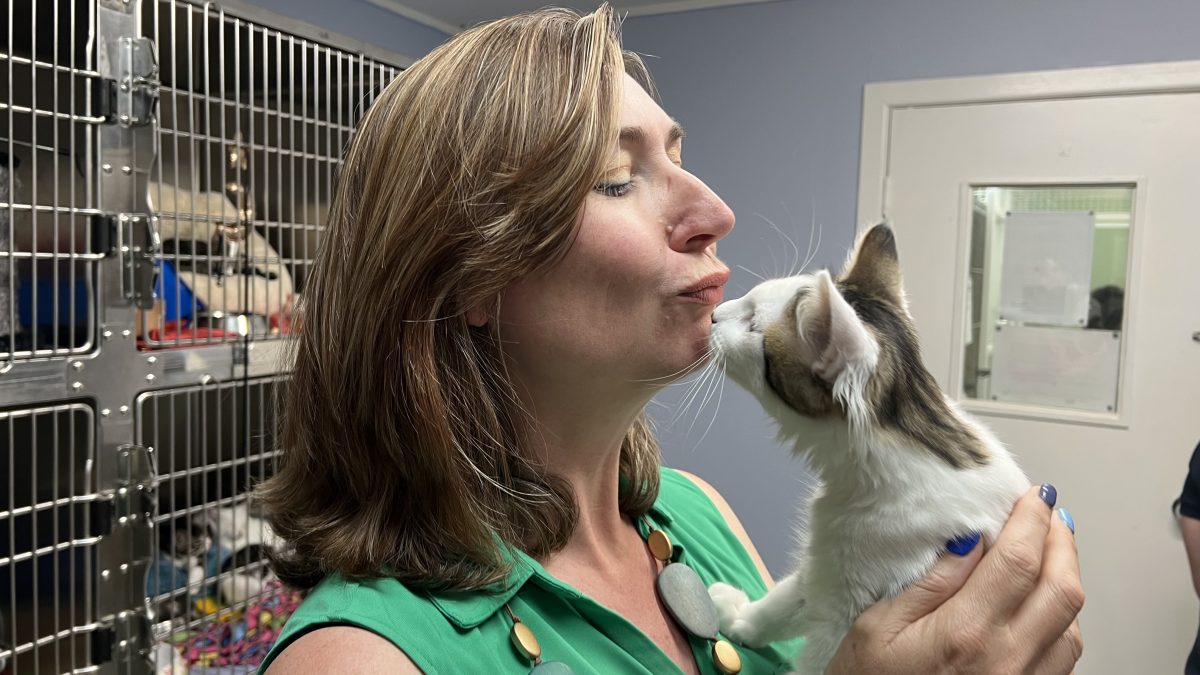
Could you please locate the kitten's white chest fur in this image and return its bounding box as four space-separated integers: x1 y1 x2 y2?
707 226 1029 674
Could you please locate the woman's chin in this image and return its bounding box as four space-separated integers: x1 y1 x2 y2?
670 342 717 380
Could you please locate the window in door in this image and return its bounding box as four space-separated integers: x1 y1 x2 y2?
963 185 1132 414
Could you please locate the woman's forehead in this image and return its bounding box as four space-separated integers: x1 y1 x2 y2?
618 74 678 142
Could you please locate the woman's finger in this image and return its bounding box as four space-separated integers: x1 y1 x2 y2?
1013 509 1085 654
1030 619 1085 675
958 486 1056 624
864 534 984 640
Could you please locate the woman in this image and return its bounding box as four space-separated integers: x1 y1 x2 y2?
258 5 1083 673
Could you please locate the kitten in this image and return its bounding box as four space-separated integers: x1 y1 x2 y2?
159 511 212 590
707 224 1030 675
151 511 213 618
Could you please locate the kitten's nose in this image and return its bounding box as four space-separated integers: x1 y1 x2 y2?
711 300 732 324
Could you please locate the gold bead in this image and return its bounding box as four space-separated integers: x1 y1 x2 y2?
712 639 741 674
510 621 542 662
647 529 673 562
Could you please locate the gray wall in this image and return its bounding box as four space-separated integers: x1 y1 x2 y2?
238 0 450 62
621 0 1200 578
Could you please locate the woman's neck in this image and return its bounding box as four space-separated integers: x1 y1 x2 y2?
516 377 656 571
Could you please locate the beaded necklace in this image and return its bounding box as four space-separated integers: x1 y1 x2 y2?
504 519 742 674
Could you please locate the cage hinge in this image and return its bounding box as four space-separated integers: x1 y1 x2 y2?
91 610 153 668
88 496 115 537
90 625 114 665
112 36 160 127
90 214 117 256
115 443 158 526
91 77 118 122
119 213 161 309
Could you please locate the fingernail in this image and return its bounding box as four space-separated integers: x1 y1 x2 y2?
1039 483 1058 508
1057 507 1075 534
946 531 981 556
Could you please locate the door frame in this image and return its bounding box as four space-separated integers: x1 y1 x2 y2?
854 59 1200 424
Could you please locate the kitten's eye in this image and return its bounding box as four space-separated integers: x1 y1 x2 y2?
594 180 632 198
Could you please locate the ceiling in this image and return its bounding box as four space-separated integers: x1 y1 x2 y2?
365 0 782 34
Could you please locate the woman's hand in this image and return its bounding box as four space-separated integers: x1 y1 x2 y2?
827 486 1084 674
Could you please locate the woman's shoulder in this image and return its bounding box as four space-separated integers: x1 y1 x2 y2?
658 464 723 509
259 573 448 673
264 624 423 674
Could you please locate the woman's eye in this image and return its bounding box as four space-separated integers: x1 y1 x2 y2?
594 180 632 198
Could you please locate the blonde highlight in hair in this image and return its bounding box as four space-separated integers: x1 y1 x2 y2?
257 5 663 591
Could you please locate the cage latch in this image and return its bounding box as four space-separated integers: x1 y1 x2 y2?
120 214 161 309
115 36 159 127
91 213 117 256
116 443 158 526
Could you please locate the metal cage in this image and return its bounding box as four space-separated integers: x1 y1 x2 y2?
0 1 406 672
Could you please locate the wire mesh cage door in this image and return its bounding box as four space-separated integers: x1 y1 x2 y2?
2 0 406 672
136 376 287 669
0 402 100 675
0 0 105 367
141 0 403 349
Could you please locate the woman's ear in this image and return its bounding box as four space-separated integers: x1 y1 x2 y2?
465 306 490 327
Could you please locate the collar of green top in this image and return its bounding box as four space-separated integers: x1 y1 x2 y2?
425 499 681 629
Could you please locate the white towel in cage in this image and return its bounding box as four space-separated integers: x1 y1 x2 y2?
148 182 294 318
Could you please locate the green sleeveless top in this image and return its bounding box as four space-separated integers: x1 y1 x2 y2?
259 467 804 674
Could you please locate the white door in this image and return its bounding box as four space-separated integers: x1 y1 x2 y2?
859 62 1200 675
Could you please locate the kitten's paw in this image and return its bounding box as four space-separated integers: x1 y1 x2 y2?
708 582 749 634
187 565 205 589
709 583 771 647
726 616 772 649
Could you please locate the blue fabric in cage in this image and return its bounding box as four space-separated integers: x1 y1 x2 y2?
155 258 202 321
17 275 88 327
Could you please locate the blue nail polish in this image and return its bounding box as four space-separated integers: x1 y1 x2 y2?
1039 484 1058 508
1058 507 1075 534
946 532 981 556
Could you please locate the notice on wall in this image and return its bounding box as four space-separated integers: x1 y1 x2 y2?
998 211 1095 326
989 323 1120 413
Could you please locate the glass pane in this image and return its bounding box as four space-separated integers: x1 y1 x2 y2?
963 186 1132 413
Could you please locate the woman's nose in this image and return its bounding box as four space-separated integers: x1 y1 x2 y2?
668 171 735 253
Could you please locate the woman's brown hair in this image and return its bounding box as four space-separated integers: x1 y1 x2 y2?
256 5 663 591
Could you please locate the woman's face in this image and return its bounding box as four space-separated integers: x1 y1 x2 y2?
497 75 735 390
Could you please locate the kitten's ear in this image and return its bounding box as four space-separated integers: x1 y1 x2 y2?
802 270 878 384
840 224 903 307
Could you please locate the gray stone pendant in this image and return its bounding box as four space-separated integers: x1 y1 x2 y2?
655 562 720 640
530 661 575 674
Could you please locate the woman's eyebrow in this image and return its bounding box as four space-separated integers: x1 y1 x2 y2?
618 121 686 147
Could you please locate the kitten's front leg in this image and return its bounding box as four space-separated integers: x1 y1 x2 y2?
709 572 807 648
187 563 205 590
